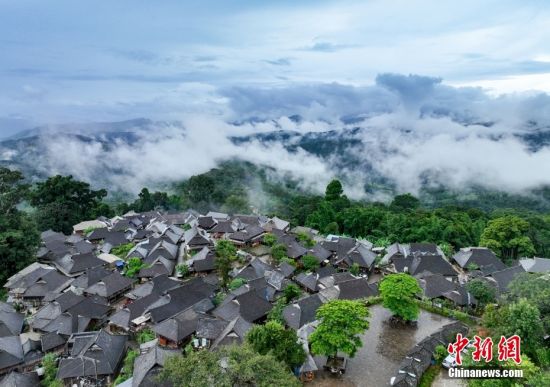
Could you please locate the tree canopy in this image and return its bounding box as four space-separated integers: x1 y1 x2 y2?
480 215 535 261
466 278 497 306
215 240 237 286
160 344 300 387
0 168 39 286
379 273 422 321
246 321 306 369
29 174 110 234
310 299 370 358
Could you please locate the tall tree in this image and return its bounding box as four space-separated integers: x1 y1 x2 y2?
246 321 306 369
466 278 497 306
160 344 300 387
379 273 422 321
0 168 39 285
325 179 344 201
30 175 110 234
480 215 535 261
215 240 237 287
310 300 370 358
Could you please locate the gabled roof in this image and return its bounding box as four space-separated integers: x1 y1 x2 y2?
148 278 216 323
283 294 324 329
337 278 379 300
153 307 200 343
308 244 332 263
0 336 24 370
198 216 217 230
57 330 128 379
0 303 24 337
296 272 319 292
488 265 525 292
210 220 236 234
131 343 179 387
84 271 133 298
229 225 265 243
453 247 506 271
409 255 457 277
196 318 229 340
41 332 66 352
418 274 457 299
410 243 440 256
519 257 550 273
0 371 39 387
53 252 105 276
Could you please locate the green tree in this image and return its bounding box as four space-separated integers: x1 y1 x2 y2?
310 300 370 358
283 283 301 302
176 264 190 278
271 243 287 263
114 349 138 385
466 278 497 306
41 353 62 387
324 221 339 235
110 242 135 259
379 273 422 321
349 263 361 276
263 233 277 247
296 232 315 248
160 344 300 387
246 321 306 369
137 328 156 344
222 193 249 214
30 175 110 234
125 257 145 278
229 277 247 290
508 272 550 331
0 168 40 286
216 240 237 286
480 215 535 261
390 193 420 211
325 179 344 201
301 254 320 271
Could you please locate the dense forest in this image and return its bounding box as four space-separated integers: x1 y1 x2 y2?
2 161 550 287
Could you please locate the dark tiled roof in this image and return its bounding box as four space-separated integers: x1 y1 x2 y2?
489 265 526 292
409 255 457 277
84 271 133 298
410 243 439 255
41 332 66 352
0 371 39 387
453 248 506 271
0 303 24 337
283 294 323 329
0 336 24 370
57 330 128 379
337 278 378 300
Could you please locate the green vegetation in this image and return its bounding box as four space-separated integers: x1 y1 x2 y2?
296 231 315 247
125 257 146 278
246 321 306 369
137 328 156 344
263 232 277 246
29 174 111 234
114 349 139 385
159 344 300 387
111 242 135 259
300 254 320 271
41 353 62 387
0 168 40 286
283 283 301 302
229 277 247 290
466 278 497 307
310 299 370 358
380 273 422 321
418 365 440 387
270 243 287 263
480 215 535 262
176 263 190 277
215 240 237 287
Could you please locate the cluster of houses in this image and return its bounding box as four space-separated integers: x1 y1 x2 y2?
1 209 548 386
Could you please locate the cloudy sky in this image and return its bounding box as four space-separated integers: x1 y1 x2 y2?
1 0 550 135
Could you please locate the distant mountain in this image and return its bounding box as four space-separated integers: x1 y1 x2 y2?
3 117 550 211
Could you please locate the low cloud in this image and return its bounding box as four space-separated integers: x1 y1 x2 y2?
5 73 550 200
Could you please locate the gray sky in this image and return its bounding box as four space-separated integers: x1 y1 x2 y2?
1 0 550 135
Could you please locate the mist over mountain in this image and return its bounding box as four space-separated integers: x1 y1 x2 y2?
2 74 550 201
